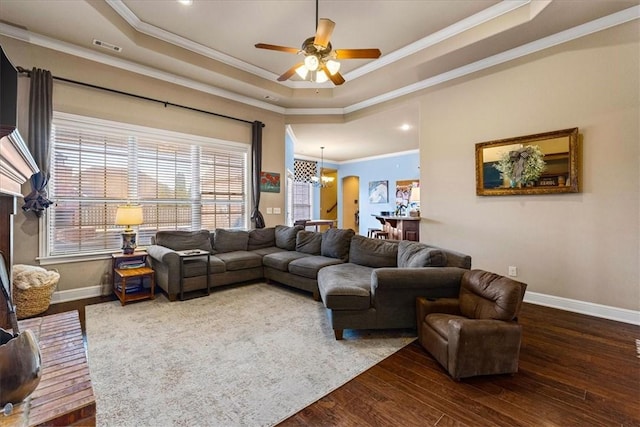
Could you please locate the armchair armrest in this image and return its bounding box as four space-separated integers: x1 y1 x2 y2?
416 297 461 321
447 318 523 379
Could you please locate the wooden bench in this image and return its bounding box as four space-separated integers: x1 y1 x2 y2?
4 310 96 426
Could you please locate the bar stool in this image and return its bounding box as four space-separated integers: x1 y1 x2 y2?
367 228 381 238
374 231 389 239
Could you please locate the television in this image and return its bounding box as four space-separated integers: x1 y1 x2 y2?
0 45 18 133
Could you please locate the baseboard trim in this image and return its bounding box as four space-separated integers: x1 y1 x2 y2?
51 286 640 325
51 285 105 304
524 291 640 326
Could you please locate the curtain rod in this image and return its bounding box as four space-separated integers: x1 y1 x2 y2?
16 66 263 127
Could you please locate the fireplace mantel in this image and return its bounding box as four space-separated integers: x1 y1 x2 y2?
0 125 38 328
0 125 38 197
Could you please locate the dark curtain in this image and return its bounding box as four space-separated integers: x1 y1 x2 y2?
251 121 265 228
22 68 53 217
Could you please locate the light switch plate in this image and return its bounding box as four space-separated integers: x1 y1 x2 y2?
266 207 273 214
273 207 281 214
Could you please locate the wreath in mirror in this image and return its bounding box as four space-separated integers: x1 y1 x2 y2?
494 145 546 187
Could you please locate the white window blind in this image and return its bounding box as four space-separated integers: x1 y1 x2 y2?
47 113 248 257
291 181 312 221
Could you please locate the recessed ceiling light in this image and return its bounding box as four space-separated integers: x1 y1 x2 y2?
178 0 193 5
400 124 411 131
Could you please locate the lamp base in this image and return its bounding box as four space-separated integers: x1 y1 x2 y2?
121 230 137 255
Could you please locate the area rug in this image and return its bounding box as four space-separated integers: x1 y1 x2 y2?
86 283 415 426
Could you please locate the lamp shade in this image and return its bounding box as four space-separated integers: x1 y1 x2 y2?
115 205 143 227
409 186 420 203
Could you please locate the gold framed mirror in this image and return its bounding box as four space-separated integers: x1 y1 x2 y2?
475 128 579 196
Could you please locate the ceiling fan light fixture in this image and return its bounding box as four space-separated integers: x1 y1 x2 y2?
295 65 309 80
314 70 329 83
326 59 341 76
304 54 320 71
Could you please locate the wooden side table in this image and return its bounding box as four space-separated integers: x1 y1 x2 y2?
112 252 155 306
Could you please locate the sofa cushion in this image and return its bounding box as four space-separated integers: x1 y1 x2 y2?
250 246 286 257
262 251 311 272
398 241 448 268
321 228 355 262
248 227 275 251
425 313 466 339
288 256 344 279
154 230 212 252
349 235 398 268
214 251 263 271
296 230 322 255
275 225 302 251
214 229 249 253
182 256 226 277
318 263 372 310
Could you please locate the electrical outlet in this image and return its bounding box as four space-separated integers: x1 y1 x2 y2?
508 266 517 277
273 207 281 214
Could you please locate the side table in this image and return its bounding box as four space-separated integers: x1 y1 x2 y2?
112 252 155 306
176 249 211 301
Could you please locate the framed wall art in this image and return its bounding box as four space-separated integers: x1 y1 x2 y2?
368 180 388 204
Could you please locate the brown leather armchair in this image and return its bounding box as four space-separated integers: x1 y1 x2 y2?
416 269 527 379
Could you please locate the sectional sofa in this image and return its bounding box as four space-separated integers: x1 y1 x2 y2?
146 225 472 338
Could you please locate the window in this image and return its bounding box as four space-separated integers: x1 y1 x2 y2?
291 181 312 222
45 112 249 258
288 159 316 224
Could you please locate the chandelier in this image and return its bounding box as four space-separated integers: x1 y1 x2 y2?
310 146 335 188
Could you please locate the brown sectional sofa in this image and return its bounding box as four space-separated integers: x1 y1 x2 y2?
146 225 472 338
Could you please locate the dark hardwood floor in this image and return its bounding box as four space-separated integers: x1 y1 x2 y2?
38 297 640 426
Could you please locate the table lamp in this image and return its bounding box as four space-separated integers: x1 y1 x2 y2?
115 204 143 254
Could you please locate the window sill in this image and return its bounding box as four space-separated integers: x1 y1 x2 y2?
37 248 148 266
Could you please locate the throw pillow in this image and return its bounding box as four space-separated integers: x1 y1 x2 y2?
397 241 447 268
296 230 322 255
275 225 302 250
214 229 249 253
321 228 355 262
154 230 212 252
248 227 275 250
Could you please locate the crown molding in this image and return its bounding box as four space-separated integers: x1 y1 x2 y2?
341 5 640 114
1 6 637 117
0 22 285 115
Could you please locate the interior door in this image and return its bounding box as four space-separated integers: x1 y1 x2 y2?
341 176 359 233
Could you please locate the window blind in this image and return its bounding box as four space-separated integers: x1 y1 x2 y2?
47 113 248 257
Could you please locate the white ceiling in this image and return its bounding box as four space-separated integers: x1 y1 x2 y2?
0 0 638 162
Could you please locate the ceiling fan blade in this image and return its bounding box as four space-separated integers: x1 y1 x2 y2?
314 18 335 49
255 43 300 54
278 62 304 81
322 65 345 86
334 48 382 59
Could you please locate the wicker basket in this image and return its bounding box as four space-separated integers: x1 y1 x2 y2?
12 265 60 319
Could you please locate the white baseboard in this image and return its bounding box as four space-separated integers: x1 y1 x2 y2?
524 291 640 326
50 285 105 304
51 286 640 325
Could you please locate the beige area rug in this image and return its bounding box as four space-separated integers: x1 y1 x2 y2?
86 283 415 426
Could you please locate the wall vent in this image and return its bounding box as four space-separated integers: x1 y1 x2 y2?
92 39 123 53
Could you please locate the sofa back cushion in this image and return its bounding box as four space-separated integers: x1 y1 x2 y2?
349 235 398 268
154 230 212 252
459 270 527 321
296 230 322 255
275 225 303 250
248 227 275 250
214 229 249 253
321 228 355 262
397 241 448 268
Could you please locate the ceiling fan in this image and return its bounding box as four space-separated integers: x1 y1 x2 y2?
254 0 381 86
